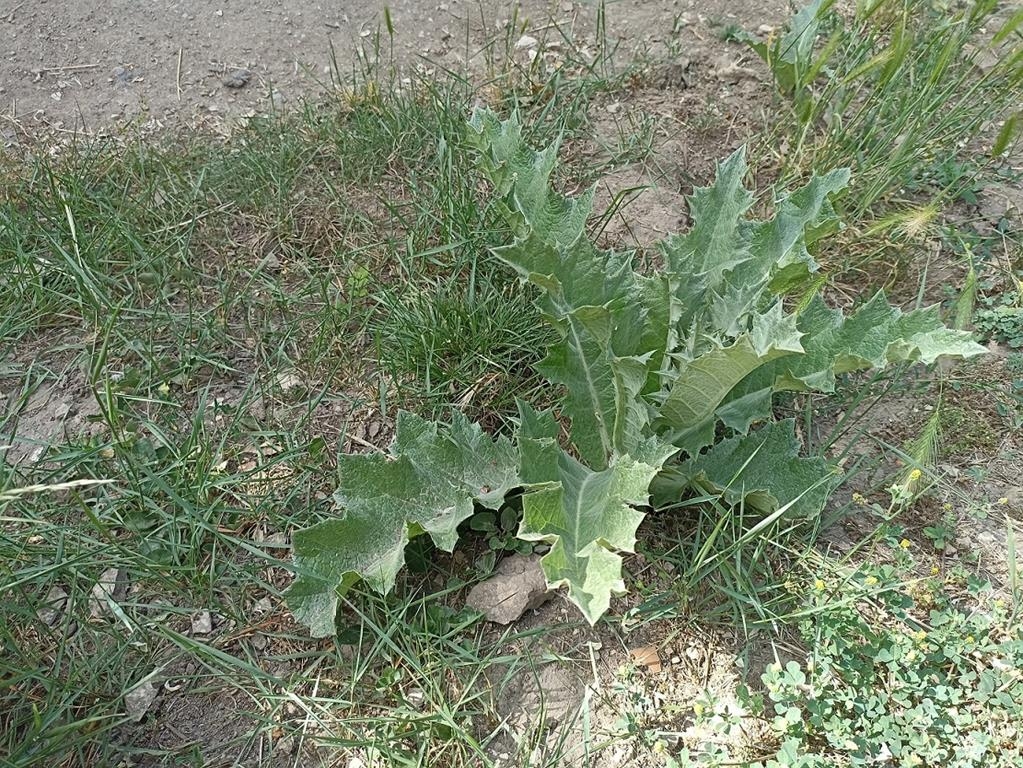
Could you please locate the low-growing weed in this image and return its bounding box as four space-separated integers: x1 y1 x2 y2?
287 111 985 638
680 557 1023 767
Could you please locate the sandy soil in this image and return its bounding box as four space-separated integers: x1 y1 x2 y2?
1 0 787 137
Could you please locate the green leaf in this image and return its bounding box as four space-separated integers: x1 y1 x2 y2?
779 0 830 67
751 167 851 293
777 293 987 392
659 303 804 453
478 116 657 468
467 110 591 246
661 148 754 328
286 411 519 637
517 447 671 623
516 400 561 484
651 420 834 518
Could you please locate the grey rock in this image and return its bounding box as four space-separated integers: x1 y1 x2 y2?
89 567 128 619
191 610 213 635
37 586 68 626
223 69 252 88
124 679 159 721
466 554 551 624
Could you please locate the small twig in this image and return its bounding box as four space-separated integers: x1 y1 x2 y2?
40 63 100 73
0 479 114 502
149 202 234 234
176 47 183 100
346 433 385 452
3 3 24 23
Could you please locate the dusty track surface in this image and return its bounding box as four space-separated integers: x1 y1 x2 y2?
1 0 786 137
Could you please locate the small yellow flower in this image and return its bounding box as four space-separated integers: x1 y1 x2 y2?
930 566 940 576
994 599 1006 609
865 576 879 586
908 469 922 482
900 539 912 549
966 635 976 644
814 579 827 592
942 502 952 511
693 702 705 716
906 649 918 662
914 630 928 643
997 497 1009 505
852 492 867 505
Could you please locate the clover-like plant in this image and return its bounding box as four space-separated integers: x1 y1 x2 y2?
285 110 985 637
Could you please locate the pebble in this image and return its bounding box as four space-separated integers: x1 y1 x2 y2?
125 679 159 721
223 69 252 89
191 610 213 635
37 586 68 626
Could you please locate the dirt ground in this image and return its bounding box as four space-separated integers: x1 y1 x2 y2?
4 1 1021 766
1 0 787 137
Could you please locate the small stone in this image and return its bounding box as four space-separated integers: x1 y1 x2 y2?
223 69 252 89
253 596 273 614
191 610 213 635
263 531 289 547
37 586 68 626
514 35 539 50
465 554 551 624
250 632 268 651
275 370 304 395
629 645 662 672
90 568 128 619
124 679 159 721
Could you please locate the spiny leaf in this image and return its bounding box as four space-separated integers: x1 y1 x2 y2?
467 109 590 247
651 420 834 519
661 148 754 327
516 445 672 624
751 167 851 293
660 303 804 453
796 294 986 385
733 293 987 399
286 411 519 637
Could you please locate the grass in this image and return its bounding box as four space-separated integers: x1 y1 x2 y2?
0 18 667 767
2 2 1022 767
739 0 1023 289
